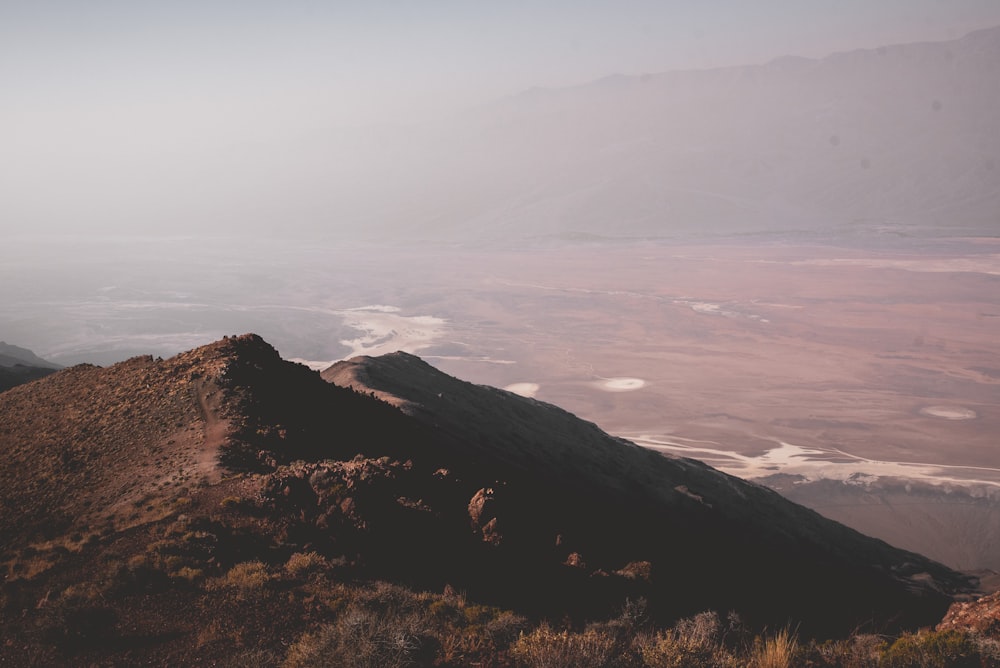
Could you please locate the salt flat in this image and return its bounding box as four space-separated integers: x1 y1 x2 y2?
4 234 998 490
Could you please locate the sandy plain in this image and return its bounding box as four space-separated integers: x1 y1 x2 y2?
3 234 998 490
408 238 1000 489
5 233 1000 571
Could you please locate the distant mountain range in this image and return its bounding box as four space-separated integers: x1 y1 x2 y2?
274 26 1000 243
0 341 60 369
0 342 60 392
0 334 979 663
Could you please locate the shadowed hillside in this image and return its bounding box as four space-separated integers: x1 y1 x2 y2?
0 334 980 664
324 352 974 631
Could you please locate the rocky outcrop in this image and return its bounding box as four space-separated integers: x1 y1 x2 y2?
938 592 1000 638
468 487 503 546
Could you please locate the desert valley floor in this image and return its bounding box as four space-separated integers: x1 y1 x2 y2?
419 239 1000 487
4 234 1000 568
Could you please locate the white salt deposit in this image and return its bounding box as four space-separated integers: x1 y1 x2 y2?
596 377 646 392
285 305 446 369
624 433 1000 488
504 382 540 398
919 405 977 420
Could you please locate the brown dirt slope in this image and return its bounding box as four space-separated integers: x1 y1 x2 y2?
0 346 226 548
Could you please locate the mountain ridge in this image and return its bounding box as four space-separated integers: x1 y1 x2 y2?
324 25 1000 244
0 334 980 663
323 351 975 603
510 24 1000 96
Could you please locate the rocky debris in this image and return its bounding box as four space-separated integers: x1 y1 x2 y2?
616 561 654 582
938 592 1000 638
675 484 711 507
468 487 503 546
262 457 406 529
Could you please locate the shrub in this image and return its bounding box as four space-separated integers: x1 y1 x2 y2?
220 496 242 510
101 558 170 596
171 566 205 584
880 629 981 668
58 582 102 606
635 610 739 668
802 634 887 667
750 627 798 668
209 560 271 600
283 604 437 668
464 604 502 626
428 598 461 622
285 551 326 577
485 609 529 647
509 623 622 667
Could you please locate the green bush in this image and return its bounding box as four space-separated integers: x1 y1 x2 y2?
880 629 981 668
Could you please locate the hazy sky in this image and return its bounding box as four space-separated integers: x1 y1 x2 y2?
3 0 1000 235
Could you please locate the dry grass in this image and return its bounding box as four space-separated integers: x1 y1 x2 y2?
285 551 326 578
509 624 621 667
635 610 741 668
750 627 799 668
208 561 272 600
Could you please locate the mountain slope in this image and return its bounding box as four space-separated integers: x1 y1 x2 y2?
759 474 1000 574
0 335 977 664
324 352 973 632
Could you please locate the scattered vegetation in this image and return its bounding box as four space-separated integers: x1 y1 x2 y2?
208 560 273 600
285 551 327 577
273 594 1000 668
877 629 982 668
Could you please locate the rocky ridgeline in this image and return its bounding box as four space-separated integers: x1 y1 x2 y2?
0 334 294 547
0 333 993 666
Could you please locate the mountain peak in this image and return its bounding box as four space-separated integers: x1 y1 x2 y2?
174 332 278 370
